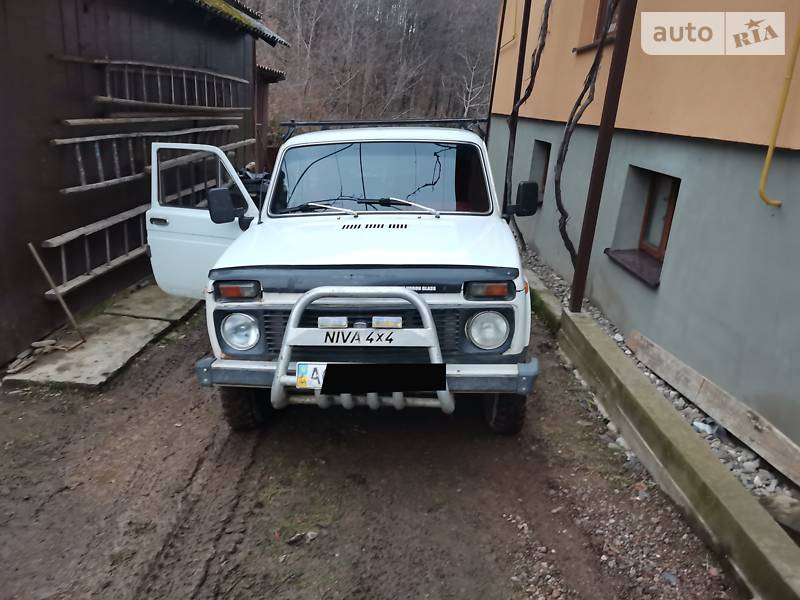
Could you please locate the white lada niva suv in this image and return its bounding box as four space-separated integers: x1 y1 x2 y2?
146 127 540 433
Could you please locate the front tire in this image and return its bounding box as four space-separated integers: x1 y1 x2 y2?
483 393 527 434
219 386 270 431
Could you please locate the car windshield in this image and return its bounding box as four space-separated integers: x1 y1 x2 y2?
269 141 491 215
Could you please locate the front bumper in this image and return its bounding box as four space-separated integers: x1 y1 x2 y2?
195 357 539 396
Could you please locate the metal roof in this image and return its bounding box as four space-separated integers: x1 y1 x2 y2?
222 0 262 20
256 64 287 82
178 0 289 47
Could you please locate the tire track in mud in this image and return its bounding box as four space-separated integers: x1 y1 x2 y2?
123 428 222 599
132 430 262 600
68 417 222 599
54 325 223 599
186 434 263 600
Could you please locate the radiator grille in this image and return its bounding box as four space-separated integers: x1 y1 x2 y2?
262 307 464 361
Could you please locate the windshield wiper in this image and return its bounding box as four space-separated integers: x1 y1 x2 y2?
284 201 358 216
356 197 439 218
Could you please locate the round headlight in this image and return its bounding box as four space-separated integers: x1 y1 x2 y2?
466 311 509 350
220 313 260 351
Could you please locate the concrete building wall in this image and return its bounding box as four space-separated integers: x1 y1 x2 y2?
488 115 800 443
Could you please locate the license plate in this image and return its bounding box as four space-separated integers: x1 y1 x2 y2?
288 328 428 347
296 363 446 393
296 362 327 389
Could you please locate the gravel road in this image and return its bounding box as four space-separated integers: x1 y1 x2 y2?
0 312 744 599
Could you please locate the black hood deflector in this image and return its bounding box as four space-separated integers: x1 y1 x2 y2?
209 265 519 294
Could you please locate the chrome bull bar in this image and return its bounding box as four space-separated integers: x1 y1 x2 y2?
269 286 455 413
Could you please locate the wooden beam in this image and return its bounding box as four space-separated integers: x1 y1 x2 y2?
626 330 800 489
59 173 146 195
57 55 249 84
51 124 239 145
163 178 218 204
41 205 150 248
44 247 148 300
62 115 243 126
94 96 251 113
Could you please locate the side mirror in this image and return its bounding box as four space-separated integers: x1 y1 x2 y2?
514 181 539 217
208 187 253 230
208 187 237 224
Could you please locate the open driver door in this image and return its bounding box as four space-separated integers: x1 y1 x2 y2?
146 143 259 299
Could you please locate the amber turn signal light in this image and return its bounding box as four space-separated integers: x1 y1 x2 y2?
464 281 515 300
214 281 261 300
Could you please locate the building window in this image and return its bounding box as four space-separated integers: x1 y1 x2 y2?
594 0 619 40
576 0 618 52
530 139 551 206
639 174 679 260
605 169 680 288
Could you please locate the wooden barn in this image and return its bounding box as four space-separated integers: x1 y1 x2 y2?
0 0 287 365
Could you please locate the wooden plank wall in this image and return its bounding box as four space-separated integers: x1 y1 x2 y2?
626 330 800 489
0 0 256 363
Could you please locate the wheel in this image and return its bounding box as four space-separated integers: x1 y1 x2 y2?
483 393 527 434
219 386 270 431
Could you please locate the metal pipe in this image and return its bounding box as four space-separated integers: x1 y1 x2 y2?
502 0 534 212
340 393 355 410
569 0 638 313
366 393 380 410
484 0 509 143
279 118 487 128
28 243 86 341
269 286 454 413
391 392 406 410
314 389 332 409
759 23 800 208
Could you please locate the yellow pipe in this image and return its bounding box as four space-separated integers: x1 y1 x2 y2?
759 23 800 208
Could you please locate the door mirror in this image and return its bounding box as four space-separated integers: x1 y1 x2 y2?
514 181 539 216
502 181 539 219
208 187 237 223
209 187 253 231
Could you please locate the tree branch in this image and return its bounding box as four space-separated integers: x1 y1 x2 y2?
503 0 554 252
553 0 620 268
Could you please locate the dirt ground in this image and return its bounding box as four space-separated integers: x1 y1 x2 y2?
0 312 746 600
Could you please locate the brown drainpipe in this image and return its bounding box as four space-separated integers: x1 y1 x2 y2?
568 0 638 313
501 0 534 211
484 0 509 143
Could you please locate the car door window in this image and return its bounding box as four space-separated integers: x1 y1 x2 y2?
156 148 249 211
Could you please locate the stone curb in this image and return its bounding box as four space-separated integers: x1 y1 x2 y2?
558 310 800 599
523 268 562 333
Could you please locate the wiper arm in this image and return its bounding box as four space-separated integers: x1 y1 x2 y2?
284 201 358 216
357 197 439 218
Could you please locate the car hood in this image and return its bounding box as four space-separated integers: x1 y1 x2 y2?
213 214 521 271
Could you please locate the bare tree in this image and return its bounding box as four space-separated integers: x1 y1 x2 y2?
456 51 491 117
553 0 620 267
255 0 500 123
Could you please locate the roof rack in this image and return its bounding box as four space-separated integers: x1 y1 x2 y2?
280 118 488 140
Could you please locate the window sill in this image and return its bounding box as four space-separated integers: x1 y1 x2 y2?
573 34 616 54
604 248 662 288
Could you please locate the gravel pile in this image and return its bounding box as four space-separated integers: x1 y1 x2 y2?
524 250 798 503
506 512 573 599
554 477 737 599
